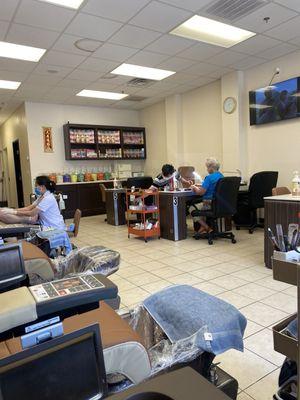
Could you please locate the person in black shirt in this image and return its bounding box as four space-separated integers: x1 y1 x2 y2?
148 164 191 191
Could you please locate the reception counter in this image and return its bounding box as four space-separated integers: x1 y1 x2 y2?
264 194 300 268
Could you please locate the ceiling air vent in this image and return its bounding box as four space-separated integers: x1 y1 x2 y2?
127 78 155 87
125 95 148 102
203 0 267 21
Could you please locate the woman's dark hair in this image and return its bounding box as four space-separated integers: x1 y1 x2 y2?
36 175 56 193
162 164 175 177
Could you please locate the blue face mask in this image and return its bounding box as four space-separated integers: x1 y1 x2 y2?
35 187 42 196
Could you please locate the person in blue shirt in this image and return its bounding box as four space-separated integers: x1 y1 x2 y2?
190 157 223 234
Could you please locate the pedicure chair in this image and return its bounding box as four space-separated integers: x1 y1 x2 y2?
0 243 241 399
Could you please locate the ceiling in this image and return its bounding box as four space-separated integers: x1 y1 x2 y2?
1 0 300 124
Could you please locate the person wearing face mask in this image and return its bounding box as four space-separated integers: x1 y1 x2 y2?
0 175 65 230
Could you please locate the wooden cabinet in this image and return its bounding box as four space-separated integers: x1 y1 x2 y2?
56 181 115 219
63 123 146 161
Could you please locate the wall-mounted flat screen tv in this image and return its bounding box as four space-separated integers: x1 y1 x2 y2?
249 77 300 125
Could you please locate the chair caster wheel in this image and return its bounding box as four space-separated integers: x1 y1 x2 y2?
249 229 253 234
236 226 240 230
232 238 237 244
208 239 213 245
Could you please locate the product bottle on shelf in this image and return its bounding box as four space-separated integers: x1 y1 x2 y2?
292 171 300 196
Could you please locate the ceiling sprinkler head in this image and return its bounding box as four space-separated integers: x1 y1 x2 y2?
263 16 270 23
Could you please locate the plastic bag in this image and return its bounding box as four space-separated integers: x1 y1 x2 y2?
52 246 120 279
129 305 203 376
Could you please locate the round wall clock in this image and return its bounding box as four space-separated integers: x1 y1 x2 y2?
223 97 237 114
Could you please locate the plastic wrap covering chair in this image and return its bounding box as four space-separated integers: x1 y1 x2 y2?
192 177 241 245
272 186 291 196
178 166 194 188
234 171 278 233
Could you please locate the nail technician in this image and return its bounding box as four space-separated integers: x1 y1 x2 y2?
0 175 65 230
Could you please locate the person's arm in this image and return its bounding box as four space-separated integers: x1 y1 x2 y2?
180 176 193 186
15 207 39 218
16 203 36 212
190 185 206 196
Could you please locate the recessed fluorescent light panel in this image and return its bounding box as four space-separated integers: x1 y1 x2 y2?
37 0 84 9
76 90 128 100
0 42 46 62
0 80 21 90
170 15 255 48
111 64 175 81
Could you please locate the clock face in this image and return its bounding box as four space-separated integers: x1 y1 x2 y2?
223 97 237 114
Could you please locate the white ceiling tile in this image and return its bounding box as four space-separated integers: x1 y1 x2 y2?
15 83 53 96
109 25 162 49
207 67 234 79
163 72 199 84
66 13 122 41
0 90 15 100
289 36 300 46
40 50 87 67
52 34 102 56
113 84 142 94
176 42 224 61
157 56 197 71
85 81 121 91
45 86 78 97
58 78 93 89
14 0 76 31
93 43 138 62
33 64 73 77
24 74 62 85
0 70 29 82
0 58 36 73
145 34 195 56
6 23 60 49
65 96 115 107
264 15 300 41
234 3 297 34
81 0 151 23
229 55 266 70
64 69 102 81
206 51 248 67
0 21 9 40
158 0 214 12
129 1 192 33
0 0 19 22
255 42 298 60
182 62 222 76
231 34 281 55
126 50 170 67
79 57 119 73
273 0 300 12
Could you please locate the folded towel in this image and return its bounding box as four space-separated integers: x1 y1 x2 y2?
143 284 247 355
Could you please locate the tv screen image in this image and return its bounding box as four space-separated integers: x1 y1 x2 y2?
249 77 300 125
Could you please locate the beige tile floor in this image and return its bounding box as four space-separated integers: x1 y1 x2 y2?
71 215 296 400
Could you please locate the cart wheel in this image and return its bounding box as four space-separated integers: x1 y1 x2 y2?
249 229 253 234
145 239 147 243
128 234 130 239
208 239 213 245
236 226 240 230
158 236 161 239
231 238 237 244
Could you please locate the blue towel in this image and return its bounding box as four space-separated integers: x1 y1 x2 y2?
37 229 72 255
286 317 297 339
143 285 247 355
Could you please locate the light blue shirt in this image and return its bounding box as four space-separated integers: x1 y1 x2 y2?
202 171 223 200
35 191 65 230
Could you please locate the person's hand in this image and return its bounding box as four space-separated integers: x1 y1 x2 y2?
187 180 193 186
190 185 197 192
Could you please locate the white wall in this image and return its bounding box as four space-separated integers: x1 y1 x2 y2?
181 81 223 176
244 50 300 187
25 102 143 183
0 104 32 207
140 101 167 178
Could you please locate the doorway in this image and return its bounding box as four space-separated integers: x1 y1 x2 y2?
2 148 10 206
12 140 24 207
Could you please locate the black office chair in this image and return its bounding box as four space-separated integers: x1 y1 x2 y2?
191 177 241 245
126 176 153 189
234 171 278 234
